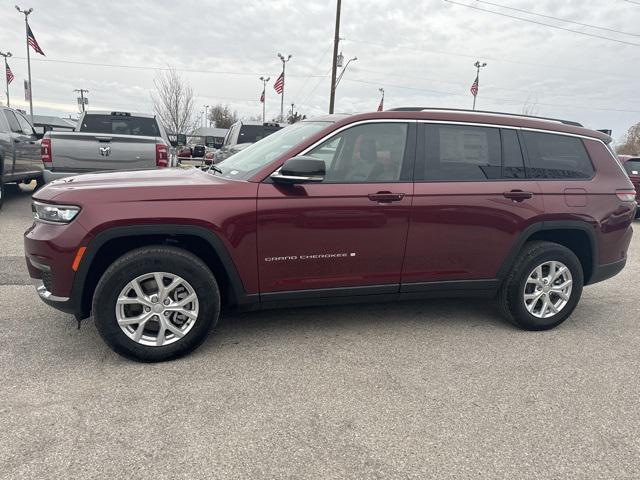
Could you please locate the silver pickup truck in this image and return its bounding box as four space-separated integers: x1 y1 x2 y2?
42 111 174 183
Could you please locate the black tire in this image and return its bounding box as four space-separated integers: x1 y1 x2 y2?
93 246 221 362
498 241 583 330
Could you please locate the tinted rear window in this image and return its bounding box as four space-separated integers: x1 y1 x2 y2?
624 159 640 175
80 115 160 136
522 132 594 179
238 125 265 143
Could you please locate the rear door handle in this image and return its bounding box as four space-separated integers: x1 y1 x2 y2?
368 191 405 203
503 190 533 202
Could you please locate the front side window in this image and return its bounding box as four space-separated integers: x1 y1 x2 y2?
306 122 408 183
424 124 501 181
522 131 594 179
15 112 34 135
4 110 22 133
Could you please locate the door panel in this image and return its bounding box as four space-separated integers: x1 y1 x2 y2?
256 121 416 294
257 182 413 292
402 123 543 284
14 111 40 172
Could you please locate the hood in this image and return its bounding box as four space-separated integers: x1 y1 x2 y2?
33 167 251 204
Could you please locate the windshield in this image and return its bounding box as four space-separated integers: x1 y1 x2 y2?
217 121 331 180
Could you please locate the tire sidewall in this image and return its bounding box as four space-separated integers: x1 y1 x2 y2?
93 248 220 361
508 245 584 330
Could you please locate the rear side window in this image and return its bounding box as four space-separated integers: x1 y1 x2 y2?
15 112 34 135
522 131 594 179
80 115 160 137
502 129 526 179
623 159 640 176
423 124 502 180
238 125 264 143
4 110 22 133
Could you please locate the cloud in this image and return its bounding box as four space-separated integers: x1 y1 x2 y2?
1 0 639 141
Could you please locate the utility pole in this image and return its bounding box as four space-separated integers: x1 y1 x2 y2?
74 88 89 112
472 60 487 111
289 103 295 123
328 0 342 114
203 104 210 127
259 76 270 124
15 5 34 120
277 53 291 122
0 51 12 107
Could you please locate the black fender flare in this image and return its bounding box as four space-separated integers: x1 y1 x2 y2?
72 224 253 318
496 220 598 282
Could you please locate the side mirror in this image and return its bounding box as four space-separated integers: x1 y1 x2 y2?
271 156 325 184
34 132 44 140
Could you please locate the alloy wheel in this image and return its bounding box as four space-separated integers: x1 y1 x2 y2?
523 260 573 319
115 272 199 347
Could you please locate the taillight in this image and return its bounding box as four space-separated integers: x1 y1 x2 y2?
41 138 52 167
616 189 637 202
155 143 168 168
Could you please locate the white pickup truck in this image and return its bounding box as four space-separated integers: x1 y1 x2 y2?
42 111 174 183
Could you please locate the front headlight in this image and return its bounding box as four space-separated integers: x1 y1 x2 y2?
32 201 80 224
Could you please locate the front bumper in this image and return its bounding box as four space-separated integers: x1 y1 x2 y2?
34 280 76 315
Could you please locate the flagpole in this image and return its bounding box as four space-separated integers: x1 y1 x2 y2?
472 60 487 111
0 51 11 107
16 6 34 120
259 76 269 124
277 53 291 123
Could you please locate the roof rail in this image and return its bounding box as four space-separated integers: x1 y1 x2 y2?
386 107 583 127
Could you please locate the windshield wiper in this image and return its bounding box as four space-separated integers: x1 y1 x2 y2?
205 164 223 175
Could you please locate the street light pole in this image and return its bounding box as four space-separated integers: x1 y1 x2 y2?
259 76 270 124
0 51 12 107
15 5 34 120
472 60 487 111
277 53 291 122
74 88 89 112
328 0 342 114
203 104 210 127
335 56 357 89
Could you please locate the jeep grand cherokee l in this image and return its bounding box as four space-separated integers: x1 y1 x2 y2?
24 109 636 362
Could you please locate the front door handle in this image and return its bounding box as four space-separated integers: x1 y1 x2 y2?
95 136 112 142
503 190 533 202
368 191 405 203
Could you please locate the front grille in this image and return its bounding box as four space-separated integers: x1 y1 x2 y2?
42 269 54 292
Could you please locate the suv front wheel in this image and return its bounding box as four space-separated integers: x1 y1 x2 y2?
93 246 221 362
499 241 584 330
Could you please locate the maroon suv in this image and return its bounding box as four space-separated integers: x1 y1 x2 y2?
24 109 637 361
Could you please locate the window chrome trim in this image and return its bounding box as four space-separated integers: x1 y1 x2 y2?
297 119 415 157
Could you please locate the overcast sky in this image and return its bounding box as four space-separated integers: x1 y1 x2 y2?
1 0 639 142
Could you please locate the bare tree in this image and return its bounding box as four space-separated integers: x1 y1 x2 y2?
208 104 238 129
151 68 197 134
616 122 640 155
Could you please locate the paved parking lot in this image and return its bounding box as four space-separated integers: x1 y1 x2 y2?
1 184 639 479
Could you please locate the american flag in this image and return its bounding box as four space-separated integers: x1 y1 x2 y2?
260 88 265 103
27 24 45 56
5 62 14 85
273 72 284 94
470 76 479 97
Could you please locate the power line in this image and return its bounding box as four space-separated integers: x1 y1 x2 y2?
342 77 640 114
476 0 640 37
10 56 326 78
623 0 640 5
344 38 640 80
443 0 640 47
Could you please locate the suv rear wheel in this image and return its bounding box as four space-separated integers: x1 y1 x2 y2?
498 241 584 330
93 246 221 362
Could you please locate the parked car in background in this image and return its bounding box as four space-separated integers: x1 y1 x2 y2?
0 107 43 209
191 144 205 158
619 155 640 215
41 111 174 183
215 120 283 163
176 145 192 159
25 108 636 361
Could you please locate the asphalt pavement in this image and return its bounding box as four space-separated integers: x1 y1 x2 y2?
1 184 639 479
